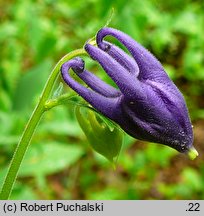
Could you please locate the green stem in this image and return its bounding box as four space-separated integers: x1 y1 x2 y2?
0 48 86 199
44 93 77 111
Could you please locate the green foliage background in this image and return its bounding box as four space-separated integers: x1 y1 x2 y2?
0 0 204 199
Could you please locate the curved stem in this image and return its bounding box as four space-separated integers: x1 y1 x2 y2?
0 49 86 200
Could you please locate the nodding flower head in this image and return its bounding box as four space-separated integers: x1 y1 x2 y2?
61 27 195 155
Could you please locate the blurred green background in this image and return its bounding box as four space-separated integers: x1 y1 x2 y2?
0 0 204 199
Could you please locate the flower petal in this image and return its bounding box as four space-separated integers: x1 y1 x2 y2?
74 68 121 97
98 41 139 76
61 58 120 119
97 27 169 82
85 43 145 99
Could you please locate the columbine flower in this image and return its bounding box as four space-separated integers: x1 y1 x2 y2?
61 27 196 156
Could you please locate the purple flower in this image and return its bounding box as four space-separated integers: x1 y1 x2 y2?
61 27 194 153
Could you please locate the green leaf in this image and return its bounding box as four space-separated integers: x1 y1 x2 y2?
75 106 123 163
19 142 83 177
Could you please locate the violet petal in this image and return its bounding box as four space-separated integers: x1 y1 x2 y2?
61 58 120 119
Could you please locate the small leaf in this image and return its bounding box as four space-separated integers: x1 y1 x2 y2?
75 106 123 163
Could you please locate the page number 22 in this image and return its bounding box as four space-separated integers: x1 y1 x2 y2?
186 203 200 211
